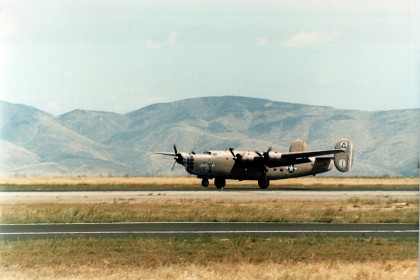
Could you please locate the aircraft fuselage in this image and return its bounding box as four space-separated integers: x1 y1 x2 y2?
181 150 333 181
156 138 353 189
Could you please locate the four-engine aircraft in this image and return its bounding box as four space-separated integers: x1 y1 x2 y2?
156 138 353 189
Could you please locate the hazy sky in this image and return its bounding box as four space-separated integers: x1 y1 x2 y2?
1 0 419 115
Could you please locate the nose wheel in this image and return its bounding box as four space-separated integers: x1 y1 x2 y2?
201 178 209 188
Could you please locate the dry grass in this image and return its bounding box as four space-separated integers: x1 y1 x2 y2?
0 176 418 189
1 261 418 280
0 237 417 279
1 198 418 224
0 177 417 279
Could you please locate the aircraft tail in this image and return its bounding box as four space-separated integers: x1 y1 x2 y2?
289 139 309 152
333 138 354 172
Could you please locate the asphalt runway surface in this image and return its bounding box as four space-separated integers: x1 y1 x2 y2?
1 189 418 240
0 189 418 204
0 222 418 240
1 186 418 193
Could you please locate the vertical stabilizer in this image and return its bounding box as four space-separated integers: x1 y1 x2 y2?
289 139 309 152
334 138 354 172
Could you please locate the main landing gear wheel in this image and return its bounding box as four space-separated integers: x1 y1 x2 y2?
214 178 226 189
258 177 269 189
201 178 209 188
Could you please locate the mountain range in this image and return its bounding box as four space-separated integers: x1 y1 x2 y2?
1 96 419 177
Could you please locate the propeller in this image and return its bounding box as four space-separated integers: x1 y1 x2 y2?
263 146 272 162
229 148 242 160
155 145 184 170
173 145 184 164
254 147 272 168
261 147 272 174
229 148 236 158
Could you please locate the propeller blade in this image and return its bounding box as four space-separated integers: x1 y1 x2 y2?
157 145 184 169
155 152 176 156
171 160 177 171
261 147 273 164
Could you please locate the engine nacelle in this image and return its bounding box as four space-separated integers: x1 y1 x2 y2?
237 152 259 162
265 151 283 165
334 138 354 172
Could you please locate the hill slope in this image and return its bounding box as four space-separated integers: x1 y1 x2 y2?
1 96 419 177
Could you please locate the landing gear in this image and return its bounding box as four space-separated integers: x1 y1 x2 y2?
201 178 209 188
214 178 226 189
258 177 269 189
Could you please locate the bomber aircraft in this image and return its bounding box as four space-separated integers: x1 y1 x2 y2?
156 138 353 189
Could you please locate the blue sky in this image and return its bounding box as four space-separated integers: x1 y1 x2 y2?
1 0 419 115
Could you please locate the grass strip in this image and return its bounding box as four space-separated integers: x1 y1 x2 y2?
1 237 418 279
2 260 418 280
1 198 418 224
1 236 417 268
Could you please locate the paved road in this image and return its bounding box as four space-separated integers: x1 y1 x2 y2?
0 223 418 240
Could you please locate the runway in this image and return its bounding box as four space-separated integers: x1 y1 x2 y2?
0 189 417 204
0 222 418 240
1 188 417 240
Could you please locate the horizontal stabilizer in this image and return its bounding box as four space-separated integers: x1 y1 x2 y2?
265 148 344 167
282 149 343 159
